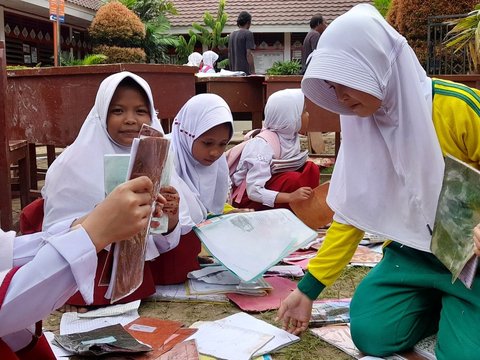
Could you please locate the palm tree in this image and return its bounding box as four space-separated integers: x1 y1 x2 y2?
444 4 480 73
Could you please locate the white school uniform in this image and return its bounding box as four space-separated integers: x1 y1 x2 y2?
0 226 97 351
42 71 184 257
170 93 234 226
231 89 305 207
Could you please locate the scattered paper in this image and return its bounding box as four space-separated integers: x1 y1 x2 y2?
215 312 299 356
227 277 297 312
310 298 351 326
77 300 141 318
187 321 273 360
60 308 139 335
265 265 304 278
147 284 229 303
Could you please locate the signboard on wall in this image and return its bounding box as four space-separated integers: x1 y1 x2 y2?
252 50 284 74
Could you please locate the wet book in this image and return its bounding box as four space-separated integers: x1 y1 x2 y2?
104 130 170 303
431 155 480 288
54 324 151 356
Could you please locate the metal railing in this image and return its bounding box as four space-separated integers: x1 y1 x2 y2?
426 14 469 75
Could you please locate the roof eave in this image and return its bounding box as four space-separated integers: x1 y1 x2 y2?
170 24 309 35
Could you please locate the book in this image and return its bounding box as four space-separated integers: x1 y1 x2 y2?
54 324 151 356
270 150 309 174
310 298 351 326
431 154 480 288
193 209 318 282
289 182 334 229
106 134 170 303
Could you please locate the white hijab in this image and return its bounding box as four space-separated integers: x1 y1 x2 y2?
171 94 233 224
202 50 219 68
42 71 164 230
302 4 444 252
187 52 203 67
263 89 304 159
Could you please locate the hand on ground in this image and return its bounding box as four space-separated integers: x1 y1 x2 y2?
276 288 313 335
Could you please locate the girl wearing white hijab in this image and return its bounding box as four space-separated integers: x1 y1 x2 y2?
199 50 219 73
230 88 319 210
186 52 203 67
277 5 480 359
149 93 235 284
41 71 185 306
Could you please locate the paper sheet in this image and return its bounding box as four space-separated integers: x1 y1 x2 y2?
77 300 140 318
60 309 139 335
215 312 299 356
187 321 273 360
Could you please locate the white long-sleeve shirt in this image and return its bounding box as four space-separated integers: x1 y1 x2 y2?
0 225 97 351
231 137 278 207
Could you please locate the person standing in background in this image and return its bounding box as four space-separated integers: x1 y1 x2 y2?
301 14 327 74
228 11 255 75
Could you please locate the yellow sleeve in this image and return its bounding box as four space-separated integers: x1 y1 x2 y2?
432 79 480 169
298 220 364 300
223 203 236 214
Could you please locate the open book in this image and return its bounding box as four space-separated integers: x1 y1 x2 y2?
431 154 480 288
194 209 317 282
104 125 170 303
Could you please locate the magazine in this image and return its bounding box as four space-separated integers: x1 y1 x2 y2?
431 154 480 288
194 209 317 282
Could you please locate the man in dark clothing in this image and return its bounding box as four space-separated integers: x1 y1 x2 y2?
301 14 327 74
228 11 255 75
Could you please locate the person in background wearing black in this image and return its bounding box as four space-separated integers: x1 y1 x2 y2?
301 14 327 74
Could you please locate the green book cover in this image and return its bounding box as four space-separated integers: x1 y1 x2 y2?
431 154 480 288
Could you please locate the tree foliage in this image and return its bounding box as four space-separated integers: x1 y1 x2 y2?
176 34 198 64
373 0 391 17
89 1 146 63
188 0 228 49
104 0 179 63
90 1 145 47
444 4 480 73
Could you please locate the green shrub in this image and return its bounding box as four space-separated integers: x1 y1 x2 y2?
93 45 146 63
60 54 108 66
266 60 302 75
